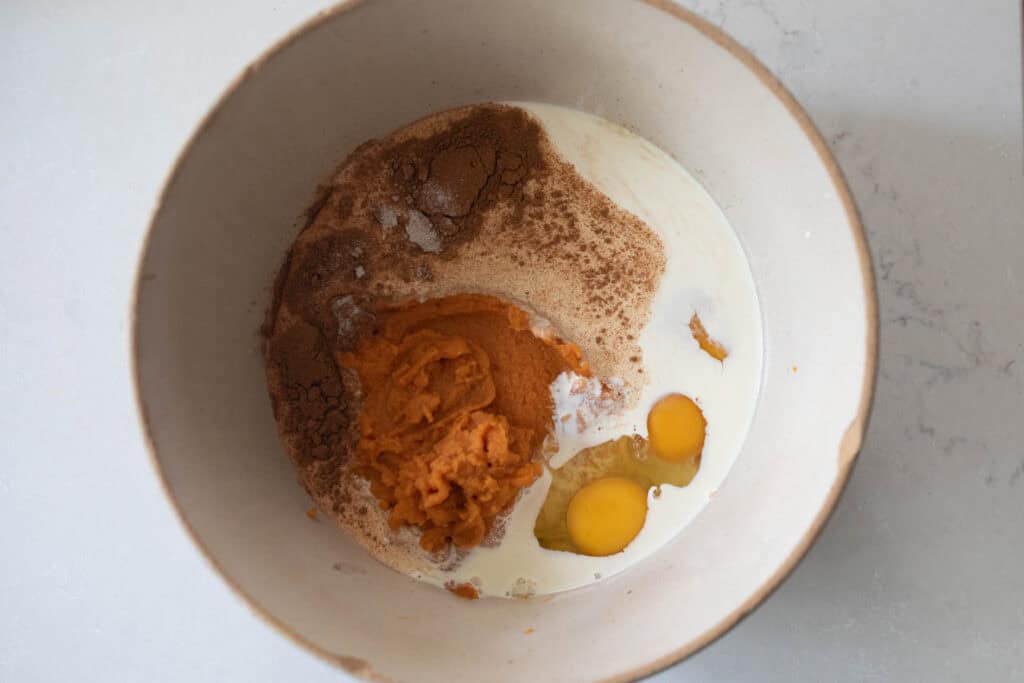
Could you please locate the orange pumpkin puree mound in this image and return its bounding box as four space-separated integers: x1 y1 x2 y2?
340 293 588 553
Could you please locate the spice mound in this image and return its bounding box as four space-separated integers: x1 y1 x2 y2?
340 294 587 552
263 102 667 588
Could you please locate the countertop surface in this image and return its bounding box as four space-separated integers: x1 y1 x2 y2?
2 1 1022 680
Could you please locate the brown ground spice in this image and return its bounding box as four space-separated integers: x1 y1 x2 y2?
265 103 664 566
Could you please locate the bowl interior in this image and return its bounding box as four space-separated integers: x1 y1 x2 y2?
134 1 874 681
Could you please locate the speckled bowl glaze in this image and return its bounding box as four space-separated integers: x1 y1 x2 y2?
133 1 877 681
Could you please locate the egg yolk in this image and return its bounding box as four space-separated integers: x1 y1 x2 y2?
566 477 648 556
647 393 707 463
534 434 700 553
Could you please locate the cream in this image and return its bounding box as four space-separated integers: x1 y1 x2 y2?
407 103 764 597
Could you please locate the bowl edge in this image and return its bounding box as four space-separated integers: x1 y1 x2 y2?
129 1 880 681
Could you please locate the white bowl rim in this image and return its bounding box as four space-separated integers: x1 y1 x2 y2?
130 1 879 680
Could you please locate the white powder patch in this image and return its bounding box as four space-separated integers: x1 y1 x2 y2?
418 180 458 215
373 205 402 230
548 372 627 468
404 210 442 253
374 203 443 253
331 295 370 342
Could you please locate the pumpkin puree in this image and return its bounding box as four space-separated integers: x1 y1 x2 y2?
340 294 587 552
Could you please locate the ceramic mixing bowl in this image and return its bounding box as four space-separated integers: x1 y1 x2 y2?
134 1 877 680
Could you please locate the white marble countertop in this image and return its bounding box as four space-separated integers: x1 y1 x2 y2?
2 1 1021 680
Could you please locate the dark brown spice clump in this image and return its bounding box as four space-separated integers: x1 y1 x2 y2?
267 321 358 471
